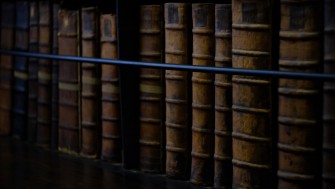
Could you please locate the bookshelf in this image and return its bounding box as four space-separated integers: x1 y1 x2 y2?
0 0 335 188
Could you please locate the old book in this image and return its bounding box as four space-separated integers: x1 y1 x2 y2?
278 0 322 188
36 1 52 147
58 9 81 154
164 3 190 179
50 2 59 149
27 1 39 142
0 1 15 135
139 5 164 173
191 3 215 186
232 0 273 188
100 14 121 162
80 6 101 158
12 1 30 139
214 4 232 189
323 1 335 188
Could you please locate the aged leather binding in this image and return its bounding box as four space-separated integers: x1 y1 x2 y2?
0 2 15 135
191 3 215 186
278 0 322 188
139 5 164 173
232 0 273 188
164 3 190 179
80 6 101 158
51 2 59 149
27 1 39 142
323 1 335 188
12 1 30 139
58 9 80 154
36 1 52 147
214 4 232 189
100 14 121 162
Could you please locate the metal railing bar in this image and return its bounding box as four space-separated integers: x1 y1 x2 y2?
1 50 334 81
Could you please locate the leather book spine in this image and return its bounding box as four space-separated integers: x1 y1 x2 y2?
191 3 215 186
100 14 121 162
323 1 335 188
0 2 15 135
214 4 232 189
139 5 164 173
12 1 30 140
58 9 80 154
50 2 59 149
232 0 273 188
80 6 100 158
37 1 52 147
164 3 190 179
278 0 322 188
27 1 39 143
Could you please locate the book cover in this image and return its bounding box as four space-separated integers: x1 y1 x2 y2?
164 2 191 179
139 5 165 173
278 0 322 188
214 4 232 189
100 13 121 162
191 3 215 186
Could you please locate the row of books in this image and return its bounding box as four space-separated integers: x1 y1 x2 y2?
0 0 334 188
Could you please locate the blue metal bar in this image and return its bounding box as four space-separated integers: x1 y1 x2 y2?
1 50 334 81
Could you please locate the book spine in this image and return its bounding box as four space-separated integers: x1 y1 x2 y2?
100 14 121 162
214 4 232 189
37 1 52 147
0 2 15 135
164 3 190 179
278 0 322 188
12 1 30 140
50 2 59 149
80 6 100 158
191 3 215 186
58 9 80 154
323 0 335 189
139 5 164 173
232 0 273 188
27 1 39 143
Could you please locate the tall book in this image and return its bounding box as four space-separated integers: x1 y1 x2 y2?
58 8 80 154
0 1 15 135
139 5 164 173
232 0 273 188
278 0 322 188
100 14 121 162
80 7 100 158
27 1 39 142
50 2 59 149
12 1 30 139
164 3 190 179
36 1 52 147
191 3 214 186
323 1 335 188
214 4 232 189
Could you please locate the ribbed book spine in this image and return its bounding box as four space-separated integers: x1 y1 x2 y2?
80 6 100 158
0 2 15 135
232 0 273 188
27 1 39 142
323 1 335 188
50 2 59 149
100 14 121 162
12 1 30 139
164 3 190 179
37 1 52 147
278 0 322 188
191 3 215 186
214 4 232 189
58 9 80 154
139 5 164 173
